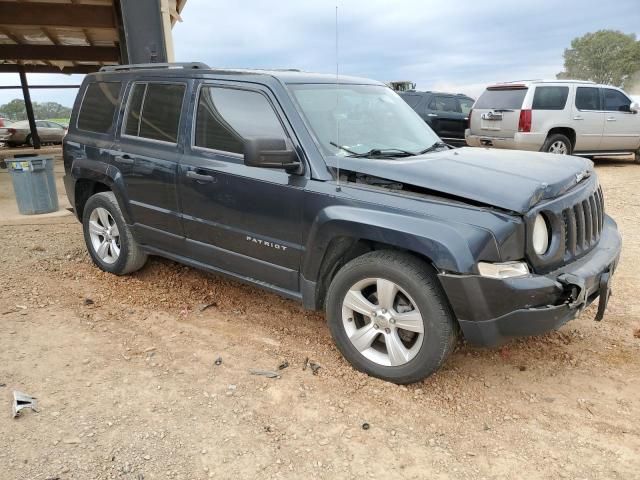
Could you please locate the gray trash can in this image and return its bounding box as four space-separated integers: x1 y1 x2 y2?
6 155 59 215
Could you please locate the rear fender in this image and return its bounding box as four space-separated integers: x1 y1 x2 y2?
70 158 133 224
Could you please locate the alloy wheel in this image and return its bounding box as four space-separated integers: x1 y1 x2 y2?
548 140 568 154
341 278 425 367
88 207 121 264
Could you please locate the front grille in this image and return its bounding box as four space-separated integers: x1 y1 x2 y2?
561 186 604 261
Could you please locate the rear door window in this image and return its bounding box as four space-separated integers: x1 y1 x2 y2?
575 87 601 110
532 86 569 110
429 96 460 112
194 86 286 155
77 81 122 134
474 87 527 110
123 82 186 143
458 97 474 115
603 88 631 112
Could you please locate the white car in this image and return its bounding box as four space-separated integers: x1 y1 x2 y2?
466 80 640 162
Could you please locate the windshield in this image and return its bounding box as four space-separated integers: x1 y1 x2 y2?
288 84 440 157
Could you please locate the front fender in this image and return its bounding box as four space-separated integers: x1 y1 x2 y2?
302 205 500 281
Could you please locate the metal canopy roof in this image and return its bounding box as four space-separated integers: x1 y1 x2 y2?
0 0 187 74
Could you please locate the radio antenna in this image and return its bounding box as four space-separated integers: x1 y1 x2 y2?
335 4 341 192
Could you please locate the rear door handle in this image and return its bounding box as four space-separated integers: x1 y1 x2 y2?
573 115 583 120
114 154 134 165
186 170 214 183
606 117 616 121
427 113 438 117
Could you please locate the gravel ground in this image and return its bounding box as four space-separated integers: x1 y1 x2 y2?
0 158 639 480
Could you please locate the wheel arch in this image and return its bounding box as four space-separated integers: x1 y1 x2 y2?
546 126 576 150
70 159 133 223
301 206 498 310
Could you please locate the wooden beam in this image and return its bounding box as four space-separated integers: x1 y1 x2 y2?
0 64 101 74
0 3 116 28
0 45 120 62
0 25 23 44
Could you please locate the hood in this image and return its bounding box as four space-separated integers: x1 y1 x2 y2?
326 147 594 213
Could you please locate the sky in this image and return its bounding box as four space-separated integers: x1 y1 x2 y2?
1 0 639 109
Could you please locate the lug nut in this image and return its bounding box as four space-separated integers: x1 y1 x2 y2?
385 328 391 334
389 318 396 324
373 324 379 329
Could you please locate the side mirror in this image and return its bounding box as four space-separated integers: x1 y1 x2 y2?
630 102 640 114
243 137 302 174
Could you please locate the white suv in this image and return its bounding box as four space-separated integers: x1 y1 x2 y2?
466 80 640 161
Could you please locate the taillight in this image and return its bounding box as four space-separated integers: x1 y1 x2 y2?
468 109 472 128
518 109 532 132
7 128 16 134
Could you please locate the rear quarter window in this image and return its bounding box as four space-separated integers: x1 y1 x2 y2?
474 88 528 110
532 86 569 110
77 81 122 134
400 94 423 109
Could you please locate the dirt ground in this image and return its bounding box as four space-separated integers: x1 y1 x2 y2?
1 157 639 480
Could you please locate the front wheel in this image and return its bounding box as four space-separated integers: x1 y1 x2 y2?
325 251 458 384
542 134 572 155
82 192 147 275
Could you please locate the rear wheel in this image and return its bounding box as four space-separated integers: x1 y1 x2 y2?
325 251 458 384
635 150 640 164
542 134 572 155
82 192 147 275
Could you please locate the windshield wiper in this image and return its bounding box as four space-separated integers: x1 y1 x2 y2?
330 142 415 158
417 141 451 155
330 142 359 155
350 148 416 158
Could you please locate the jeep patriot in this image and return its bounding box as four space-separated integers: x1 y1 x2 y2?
63 63 622 384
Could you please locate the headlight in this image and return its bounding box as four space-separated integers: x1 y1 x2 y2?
478 261 529 279
532 214 550 255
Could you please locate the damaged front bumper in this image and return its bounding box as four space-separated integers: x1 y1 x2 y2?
439 215 622 346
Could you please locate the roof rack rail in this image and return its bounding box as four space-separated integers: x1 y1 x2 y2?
99 62 210 72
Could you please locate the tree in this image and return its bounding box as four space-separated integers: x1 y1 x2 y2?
0 98 71 121
557 30 640 88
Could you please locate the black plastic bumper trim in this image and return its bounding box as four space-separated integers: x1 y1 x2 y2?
439 215 621 346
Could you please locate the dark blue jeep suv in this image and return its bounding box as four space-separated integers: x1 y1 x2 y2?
63 63 621 384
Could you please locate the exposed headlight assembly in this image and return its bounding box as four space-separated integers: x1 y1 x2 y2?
532 213 550 255
478 261 530 279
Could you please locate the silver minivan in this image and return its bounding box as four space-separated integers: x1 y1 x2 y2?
466 80 640 161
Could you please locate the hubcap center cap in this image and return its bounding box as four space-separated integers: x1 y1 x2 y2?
372 309 393 329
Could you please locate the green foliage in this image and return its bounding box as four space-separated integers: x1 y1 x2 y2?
557 30 640 88
0 99 72 121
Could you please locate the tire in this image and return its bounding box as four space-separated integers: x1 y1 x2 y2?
325 250 458 384
25 134 33 147
635 150 640 164
542 134 572 155
82 191 147 275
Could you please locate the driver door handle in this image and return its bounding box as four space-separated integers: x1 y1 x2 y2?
606 117 616 121
427 113 438 117
186 170 214 183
